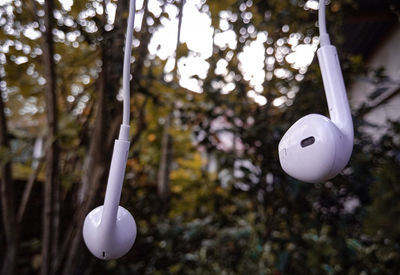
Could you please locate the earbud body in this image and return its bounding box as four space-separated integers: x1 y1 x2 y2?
83 205 136 260
279 114 349 183
278 45 353 183
83 126 137 260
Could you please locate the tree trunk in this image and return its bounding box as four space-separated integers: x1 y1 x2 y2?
0 78 18 275
40 0 59 274
131 0 150 91
157 113 173 202
60 2 119 270
61 42 110 275
174 0 185 75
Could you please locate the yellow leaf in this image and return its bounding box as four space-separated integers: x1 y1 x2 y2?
147 134 156 142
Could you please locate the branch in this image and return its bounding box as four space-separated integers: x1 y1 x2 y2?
0 77 18 275
17 157 44 224
356 86 400 117
131 0 151 92
40 0 60 274
157 113 173 202
174 0 185 77
131 96 148 145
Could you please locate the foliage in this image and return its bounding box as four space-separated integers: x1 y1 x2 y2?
0 0 399 274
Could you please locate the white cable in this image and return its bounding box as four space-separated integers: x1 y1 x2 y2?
318 0 331 46
318 0 327 34
122 0 136 126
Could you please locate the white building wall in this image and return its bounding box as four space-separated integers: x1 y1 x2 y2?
350 23 400 139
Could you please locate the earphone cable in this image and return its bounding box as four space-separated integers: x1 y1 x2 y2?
122 0 136 126
318 0 331 46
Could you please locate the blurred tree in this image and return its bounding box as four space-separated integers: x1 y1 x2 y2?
0 0 399 274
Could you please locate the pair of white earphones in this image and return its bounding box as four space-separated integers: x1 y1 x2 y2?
83 0 354 260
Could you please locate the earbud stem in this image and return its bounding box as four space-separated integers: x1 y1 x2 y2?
317 45 354 151
100 125 130 236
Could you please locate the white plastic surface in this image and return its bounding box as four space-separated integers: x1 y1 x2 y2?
317 45 353 163
83 205 136 260
278 45 353 183
83 139 137 259
279 114 342 183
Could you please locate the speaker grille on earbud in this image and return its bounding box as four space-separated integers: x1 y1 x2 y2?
301 136 315 148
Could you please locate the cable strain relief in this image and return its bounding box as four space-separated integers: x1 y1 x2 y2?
319 33 331 47
118 124 130 141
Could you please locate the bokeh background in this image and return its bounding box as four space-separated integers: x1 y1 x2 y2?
1 0 400 274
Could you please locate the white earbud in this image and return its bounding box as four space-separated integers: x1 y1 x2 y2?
278 1 353 183
83 0 137 259
83 126 137 259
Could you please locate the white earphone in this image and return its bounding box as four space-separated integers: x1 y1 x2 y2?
82 0 137 260
278 1 354 183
